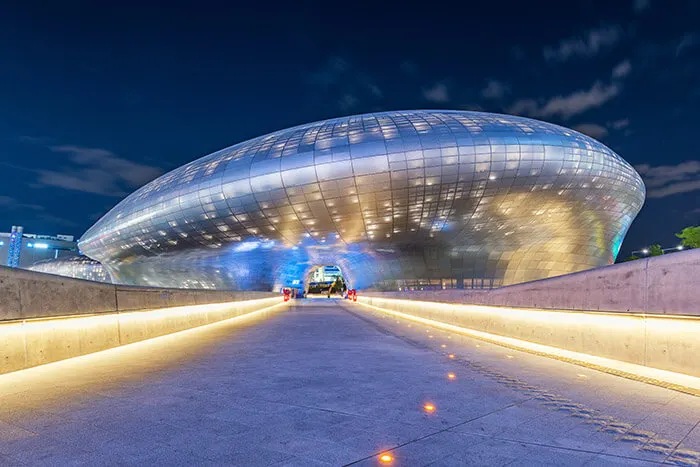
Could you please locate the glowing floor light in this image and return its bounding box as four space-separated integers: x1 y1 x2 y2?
356 298 700 395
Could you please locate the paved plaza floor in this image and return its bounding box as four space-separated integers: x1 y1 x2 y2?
1 299 700 465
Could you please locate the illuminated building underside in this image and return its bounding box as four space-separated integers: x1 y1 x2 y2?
78 110 645 290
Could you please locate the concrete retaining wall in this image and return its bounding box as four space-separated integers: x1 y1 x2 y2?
0 266 276 321
0 296 284 375
357 295 700 378
359 250 700 379
0 266 284 375
366 249 700 316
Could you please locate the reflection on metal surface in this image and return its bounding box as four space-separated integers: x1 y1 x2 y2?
28 255 113 283
78 110 644 290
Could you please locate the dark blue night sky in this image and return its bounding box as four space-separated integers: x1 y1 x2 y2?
1 0 699 257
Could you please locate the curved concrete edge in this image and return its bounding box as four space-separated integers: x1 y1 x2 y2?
356 295 700 384
0 297 288 375
365 248 700 316
0 266 278 321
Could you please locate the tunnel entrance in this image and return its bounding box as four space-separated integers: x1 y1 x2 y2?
306 265 346 297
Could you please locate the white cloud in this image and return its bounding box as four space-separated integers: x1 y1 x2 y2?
304 57 383 110
612 60 632 78
634 0 651 13
534 82 619 119
481 80 511 100
573 123 609 139
506 98 538 117
636 161 700 198
507 81 620 120
304 57 349 87
676 33 699 57
367 83 383 98
0 196 44 211
544 26 621 62
338 94 359 111
646 180 700 198
36 146 163 196
422 82 449 103
610 118 630 129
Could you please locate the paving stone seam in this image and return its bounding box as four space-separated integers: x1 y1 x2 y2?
352 300 700 398
662 419 700 465
348 304 700 466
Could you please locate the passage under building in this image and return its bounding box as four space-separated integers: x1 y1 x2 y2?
78 110 645 291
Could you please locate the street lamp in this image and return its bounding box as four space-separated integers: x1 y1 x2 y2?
632 245 685 256
661 245 684 253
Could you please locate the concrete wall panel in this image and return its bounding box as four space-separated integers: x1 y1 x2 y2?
0 267 117 320
0 275 22 321
0 323 27 374
0 266 277 322
0 267 282 375
23 319 83 368
369 249 700 316
359 295 700 378
0 297 284 375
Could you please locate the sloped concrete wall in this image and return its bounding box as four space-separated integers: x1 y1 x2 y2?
357 295 700 378
365 249 700 316
0 267 117 321
0 266 277 321
0 266 284 375
359 250 700 379
0 297 284 375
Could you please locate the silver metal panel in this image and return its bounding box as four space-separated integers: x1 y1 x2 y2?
78 110 645 291
28 256 113 283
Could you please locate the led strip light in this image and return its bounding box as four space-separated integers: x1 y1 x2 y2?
355 299 700 396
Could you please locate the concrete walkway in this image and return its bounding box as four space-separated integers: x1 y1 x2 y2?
1 299 700 465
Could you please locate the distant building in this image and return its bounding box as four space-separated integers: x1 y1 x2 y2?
5 226 23 267
0 226 79 269
311 266 343 283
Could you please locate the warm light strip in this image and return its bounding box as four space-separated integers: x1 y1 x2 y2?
361 296 700 323
0 297 287 376
356 299 700 394
0 297 283 331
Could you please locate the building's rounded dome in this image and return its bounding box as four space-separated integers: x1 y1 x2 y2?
79 110 644 290
28 255 113 283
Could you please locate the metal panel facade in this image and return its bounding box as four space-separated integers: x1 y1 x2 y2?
28 256 113 283
78 110 645 291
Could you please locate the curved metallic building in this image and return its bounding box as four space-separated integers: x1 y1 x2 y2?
79 110 645 290
28 255 113 283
